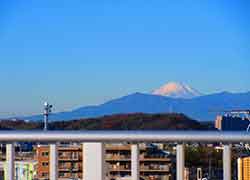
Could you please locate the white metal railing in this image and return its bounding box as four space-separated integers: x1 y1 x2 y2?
1 130 249 180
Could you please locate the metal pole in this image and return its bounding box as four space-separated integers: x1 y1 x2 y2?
6 143 14 180
50 143 58 180
83 143 105 180
177 144 185 180
131 144 140 180
223 144 231 180
44 114 48 131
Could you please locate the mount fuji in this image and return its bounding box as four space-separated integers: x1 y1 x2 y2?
152 82 202 99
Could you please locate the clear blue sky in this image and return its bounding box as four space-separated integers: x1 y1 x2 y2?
0 0 249 117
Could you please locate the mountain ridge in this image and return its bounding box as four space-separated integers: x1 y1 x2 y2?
16 91 250 122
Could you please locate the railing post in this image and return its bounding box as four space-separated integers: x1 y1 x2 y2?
6 143 14 180
131 144 140 180
83 143 105 180
50 143 58 180
177 144 185 180
223 144 231 180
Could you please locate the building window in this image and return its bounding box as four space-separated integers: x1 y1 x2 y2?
42 162 49 167
42 172 49 177
42 151 49 157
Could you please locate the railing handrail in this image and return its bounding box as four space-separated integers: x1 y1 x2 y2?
0 130 249 143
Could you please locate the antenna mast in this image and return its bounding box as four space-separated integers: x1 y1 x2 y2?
44 102 53 131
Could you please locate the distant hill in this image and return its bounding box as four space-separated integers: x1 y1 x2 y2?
20 91 250 121
0 113 210 130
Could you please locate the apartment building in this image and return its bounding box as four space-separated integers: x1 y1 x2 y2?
36 145 82 180
36 143 172 180
106 144 172 180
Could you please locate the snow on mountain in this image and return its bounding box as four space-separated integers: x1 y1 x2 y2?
152 82 202 99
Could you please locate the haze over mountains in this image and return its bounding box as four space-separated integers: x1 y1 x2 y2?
18 82 250 122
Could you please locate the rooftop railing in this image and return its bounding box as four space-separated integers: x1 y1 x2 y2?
1 130 250 180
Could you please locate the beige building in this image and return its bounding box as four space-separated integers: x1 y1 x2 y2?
238 156 250 180
215 116 223 130
184 168 189 180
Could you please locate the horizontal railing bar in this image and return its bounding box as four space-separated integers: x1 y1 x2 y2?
0 131 249 143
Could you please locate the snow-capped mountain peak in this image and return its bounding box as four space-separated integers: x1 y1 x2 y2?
152 82 202 99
